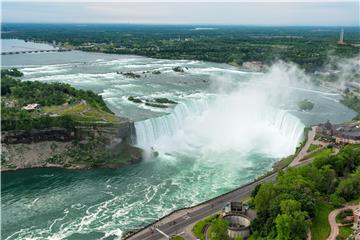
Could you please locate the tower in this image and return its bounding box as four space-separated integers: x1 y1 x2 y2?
338 28 344 45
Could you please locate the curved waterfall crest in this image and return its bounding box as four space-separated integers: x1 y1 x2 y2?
135 98 210 148
134 98 305 155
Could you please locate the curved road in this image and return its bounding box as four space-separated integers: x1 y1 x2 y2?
126 127 317 240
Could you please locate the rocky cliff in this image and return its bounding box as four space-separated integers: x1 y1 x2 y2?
1 121 143 171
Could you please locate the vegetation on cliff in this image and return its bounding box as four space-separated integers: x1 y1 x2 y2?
1 68 24 77
250 144 360 239
1 69 120 130
341 93 360 120
45 135 141 169
1 69 142 170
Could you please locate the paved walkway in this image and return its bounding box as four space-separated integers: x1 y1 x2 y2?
126 127 319 240
327 204 359 240
290 126 317 167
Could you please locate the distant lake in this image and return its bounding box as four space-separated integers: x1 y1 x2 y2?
1 39 57 53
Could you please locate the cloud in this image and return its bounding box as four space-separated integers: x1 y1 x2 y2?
2 2 359 26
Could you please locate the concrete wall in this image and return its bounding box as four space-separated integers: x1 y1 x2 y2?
223 214 251 239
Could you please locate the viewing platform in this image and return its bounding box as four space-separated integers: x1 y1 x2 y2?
1 49 72 55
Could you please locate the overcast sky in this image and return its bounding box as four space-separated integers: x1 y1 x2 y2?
2 1 359 26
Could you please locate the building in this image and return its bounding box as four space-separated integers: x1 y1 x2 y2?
333 122 360 144
317 120 333 136
223 202 249 215
355 207 360 229
317 121 360 144
22 103 40 111
223 202 251 239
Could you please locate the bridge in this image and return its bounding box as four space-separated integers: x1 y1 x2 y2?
1 49 72 55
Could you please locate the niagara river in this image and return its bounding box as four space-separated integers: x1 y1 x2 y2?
1 39 357 240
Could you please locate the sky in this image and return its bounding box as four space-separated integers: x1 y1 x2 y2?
2 1 359 26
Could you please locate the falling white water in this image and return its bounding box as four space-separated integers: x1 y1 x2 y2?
135 97 305 159
135 98 210 149
133 63 311 159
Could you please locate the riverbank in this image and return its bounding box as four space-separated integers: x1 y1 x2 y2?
1 123 143 172
1 69 143 172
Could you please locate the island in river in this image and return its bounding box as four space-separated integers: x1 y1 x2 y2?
1 69 142 171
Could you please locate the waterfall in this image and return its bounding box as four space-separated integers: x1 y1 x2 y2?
135 97 305 156
135 98 210 148
262 109 305 153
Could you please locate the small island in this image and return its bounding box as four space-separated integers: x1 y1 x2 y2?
298 99 314 111
128 96 177 108
1 69 142 171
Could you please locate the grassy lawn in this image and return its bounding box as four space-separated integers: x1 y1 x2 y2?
311 202 333 240
338 225 353 239
43 102 120 123
306 148 333 160
192 214 219 240
308 144 321 152
170 236 185 240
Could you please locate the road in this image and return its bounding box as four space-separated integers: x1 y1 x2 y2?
127 173 277 240
327 204 359 240
126 127 317 240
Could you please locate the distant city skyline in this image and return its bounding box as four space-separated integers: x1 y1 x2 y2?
2 1 359 26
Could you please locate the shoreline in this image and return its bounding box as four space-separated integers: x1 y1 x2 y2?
1 156 142 173
2 38 265 73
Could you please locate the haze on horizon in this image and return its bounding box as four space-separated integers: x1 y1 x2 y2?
2 1 359 26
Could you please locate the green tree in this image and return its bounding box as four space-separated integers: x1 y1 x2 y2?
336 167 360 201
275 200 310 240
208 218 229 240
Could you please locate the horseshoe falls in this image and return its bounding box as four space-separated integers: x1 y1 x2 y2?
2 47 357 240
135 98 305 159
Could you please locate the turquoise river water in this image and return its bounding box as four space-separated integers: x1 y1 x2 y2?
1 39 356 240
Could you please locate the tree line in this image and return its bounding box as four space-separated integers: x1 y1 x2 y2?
1 69 113 130
250 144 360 239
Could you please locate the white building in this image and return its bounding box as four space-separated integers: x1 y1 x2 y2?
22 103 40 111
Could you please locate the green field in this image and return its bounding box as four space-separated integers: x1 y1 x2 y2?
306 147 334 160
43 102 120 123
307 144 321 152
1 70 121 130
311 202 333 240
338 225 353 239
169 236 185 240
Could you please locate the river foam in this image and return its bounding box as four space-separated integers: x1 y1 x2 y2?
2 49 356 240
135 64 306 159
